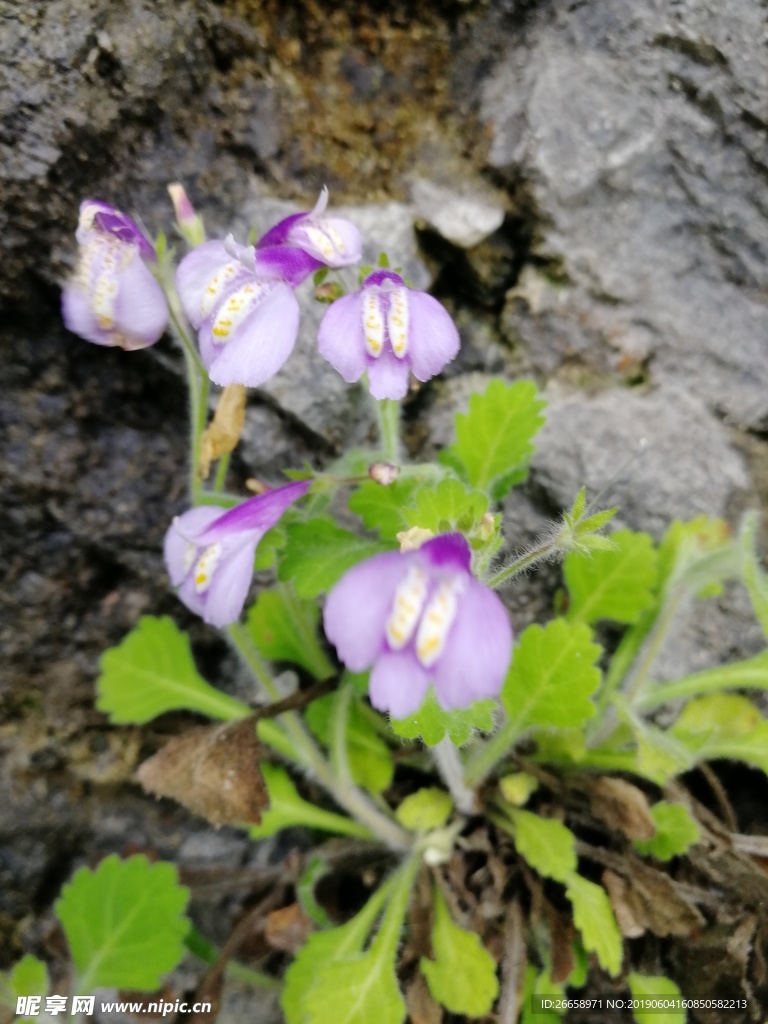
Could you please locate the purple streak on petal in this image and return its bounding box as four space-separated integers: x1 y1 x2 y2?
202 537 260 627
175 240 233 328
255 212 305 250
93 209 155 260
323 551 409 672
317 292 368 383
419 533 472 573
433 580 512 711
367 346 410 400
362 269 406 289
62 285 111 346
406 291 460 382
254 244 323 286
112 256 169 347
164 506 224 585
201 480 310 542
369 649 432 718
207 282 301 387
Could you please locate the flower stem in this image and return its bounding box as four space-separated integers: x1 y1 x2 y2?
227 623 411 851
213 451 231 493
486 535 560 589
369 853 420 957
431 738 476 814
375 398 401 463
464 719 520 787
167 303 208 504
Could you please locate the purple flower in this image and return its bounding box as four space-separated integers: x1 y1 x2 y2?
317 269 460 400
323 534 512 718
62 200 169 350
164 480 310 627
176 190 361 388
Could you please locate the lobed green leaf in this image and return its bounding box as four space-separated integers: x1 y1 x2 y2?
246 588 334 679
279 518 391 598
390 689 497 746
97 616 249 724
440 380 546 499
633 802 700 861
420 888 499 1017
565 875 622 978
501 620 602 732
564 529 658 625
55 854 190 992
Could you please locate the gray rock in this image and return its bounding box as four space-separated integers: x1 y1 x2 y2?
531 384 749 537
410 175 506 249
482 0 768 430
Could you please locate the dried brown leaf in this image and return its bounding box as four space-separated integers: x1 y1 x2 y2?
405 975 443 1024
265 903 313 953
198 384 247 480
137 718 268 827
602 869 646 938
585 776 656 841
545 901 576 983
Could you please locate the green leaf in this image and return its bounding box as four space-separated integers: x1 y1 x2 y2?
508 809 577 883
299 860 417 1024
633 802 700 860
638 650 768 709
0 955 49 1008
741 512 768 635
565 875 622 978
245 588 334 679
390 689 497 746
297 855 332 929
348 479 419 541
305 694 395 794
282 883 390 1024
395 788 453 831
672 694 768 773
97 616 250 724
254 522 286 570
403 479 488 534
279 518 390 598
499 772 539 807
441 380 546 499
249 764 371 840
304 950 405 1024
564 530 658 624
54 854 189 992
501 620 602 731
420 887 499 1017
520 965 563 1023
627 974 685 1024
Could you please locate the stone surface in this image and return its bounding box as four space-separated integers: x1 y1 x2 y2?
483 0 768 431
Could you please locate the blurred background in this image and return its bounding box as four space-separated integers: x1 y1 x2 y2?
2 0 767 1015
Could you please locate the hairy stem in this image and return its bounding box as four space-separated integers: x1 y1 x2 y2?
431 738 476 814
375 398 401 464
227 623 411 851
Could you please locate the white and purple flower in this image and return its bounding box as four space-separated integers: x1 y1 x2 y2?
176 189 362 388
164 480 310 627
62 200 169 350
317 269 460 400
323 533 512 718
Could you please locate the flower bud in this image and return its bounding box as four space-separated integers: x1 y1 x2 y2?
168 183 206 247
369 461 399 486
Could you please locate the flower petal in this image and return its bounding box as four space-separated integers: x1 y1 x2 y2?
323 551 409 672
367 346 410 400
419 533 472 574
113 256 169 348
164 506 224 586
201 480 310 542
255 212 305 250
369 649 432 718
175 240 235 328
62 285 111 346
202 537 259 627
433 579 512 711
317 292 368 383
290 216 362 267
254 244 322 287
405 291 460 382
207 282 300 388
